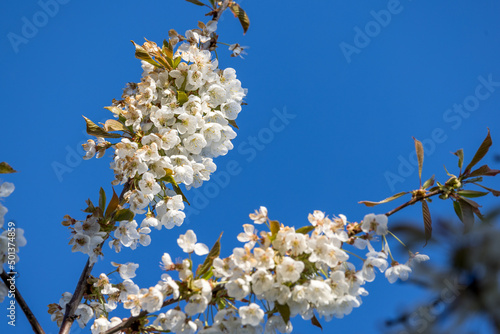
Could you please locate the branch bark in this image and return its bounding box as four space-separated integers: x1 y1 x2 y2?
1 271 45 334
59 179 133 334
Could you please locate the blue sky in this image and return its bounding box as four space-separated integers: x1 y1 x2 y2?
1 0 500 333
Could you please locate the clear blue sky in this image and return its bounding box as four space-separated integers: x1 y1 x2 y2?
1 1 500 333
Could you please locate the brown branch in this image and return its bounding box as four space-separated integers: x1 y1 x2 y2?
59 179 132 334
212 0 230 21
385 189 443 217
104 285 225 334
104 297 180 334
1 271 45 334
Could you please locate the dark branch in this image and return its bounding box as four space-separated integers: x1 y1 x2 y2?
1 271 45 334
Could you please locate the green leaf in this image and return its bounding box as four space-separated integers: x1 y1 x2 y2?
131 40 161 68
457 190 489 198
228 119 239 129
458 199 474 232
276 303 290 324
421 200 432 246
311 315 323 330
103 119 128 133
359 192 408 207
472 182 500 197
99 188 106 212
413 137 424 185
185 0 205 6
468 165 500 178
0 162 17 174
296 225 316 234
196 232 222 278
114 208 135 222
270 220 280 237
84 199 95 213
83 116 121 138
161 174 191 205
453 149 464 170
177 91 189 106
464 129 492 175
173 56 182 69
229 3 250 34
162 39 174 60
453 200 462 222
208 0 215 7
422 175 435 189
105 188 120 218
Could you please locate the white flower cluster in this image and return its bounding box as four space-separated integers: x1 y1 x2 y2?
86 208 428 334
48 292 94 328
0 181 27 302
83 23 246 234
65 214 107 263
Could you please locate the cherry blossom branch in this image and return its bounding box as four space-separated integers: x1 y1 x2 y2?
104 298 180 334
384 190 443 217
0 271 45 334
103 285 225 334
59 180 132 334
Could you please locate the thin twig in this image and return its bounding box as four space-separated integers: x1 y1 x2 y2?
385 190 443 217
1 271 45 334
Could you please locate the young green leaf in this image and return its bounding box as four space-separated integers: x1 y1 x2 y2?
131 40 161 68
464 129 492 175
457 190 489 198
177 91 189 106
359 192 408 207
103 119 128 133
276 303 290 324
173 56 182 69
105 188 120 218
161 174 191 205
468 165 500 178
422 175 435 189
113 208 135 222
453 200 462 222
296 225 316 234
472 182 500 197
453 149 464 171
311 315 323 330
99 188 106 212
229 3 250 34
196 232 222 278
413 137 424 185
83 116 121 138
421 200 432 246
270 220 280 237
162 39 174 60
0 162 17 174
185 0 205 6
228 119 239 129
458 199 475 232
